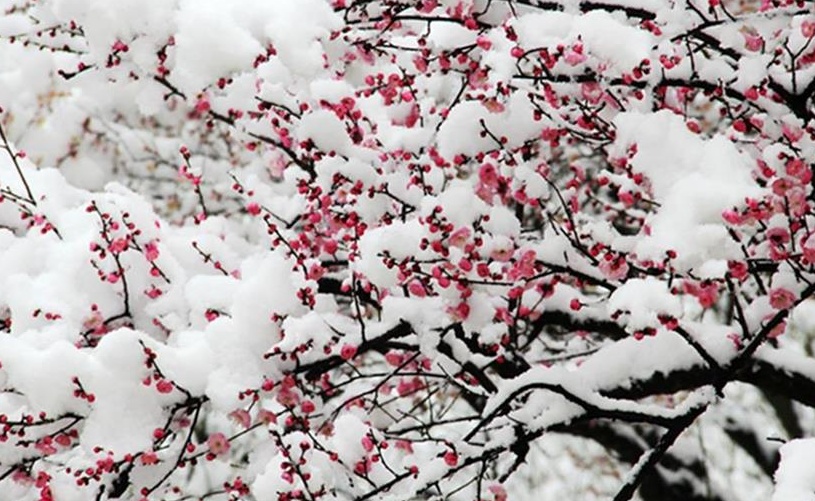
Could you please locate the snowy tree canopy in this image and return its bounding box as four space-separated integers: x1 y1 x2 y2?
0 0 814 499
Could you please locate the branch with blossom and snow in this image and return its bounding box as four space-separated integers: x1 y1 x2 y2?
0 0 813 500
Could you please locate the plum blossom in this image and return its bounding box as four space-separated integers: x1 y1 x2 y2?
769 288 796 310
207 433 230 457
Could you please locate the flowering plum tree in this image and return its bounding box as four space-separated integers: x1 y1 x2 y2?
0 0 814 499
